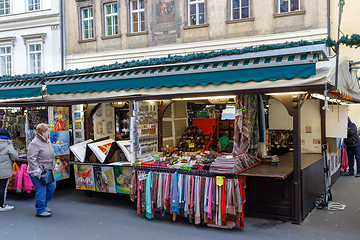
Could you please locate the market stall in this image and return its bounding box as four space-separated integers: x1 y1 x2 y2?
0 42 359 226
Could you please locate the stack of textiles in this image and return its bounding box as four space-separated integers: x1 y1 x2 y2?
129 170 244 229
260 155 280 164
210 154 259 174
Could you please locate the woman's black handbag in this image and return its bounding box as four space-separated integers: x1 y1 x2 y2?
40 169 55 186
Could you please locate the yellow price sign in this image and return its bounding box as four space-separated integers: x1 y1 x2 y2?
216 176 224 186
189 143 195 148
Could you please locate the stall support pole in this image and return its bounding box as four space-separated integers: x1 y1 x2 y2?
292 103 302 224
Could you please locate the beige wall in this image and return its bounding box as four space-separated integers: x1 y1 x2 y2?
65 0 328 66
330 0 360 61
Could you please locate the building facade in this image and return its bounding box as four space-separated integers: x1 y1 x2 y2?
0 0 62 76
65 0 328 69
330 0 360 61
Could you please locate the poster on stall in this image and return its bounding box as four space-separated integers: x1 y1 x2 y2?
74 164 95 191
114 166 131 194
93 166 116 193
54 155 70 181
48 107 69 131
72 105 85 144
50 131 70 156
87 139 119 163
93 103 115 140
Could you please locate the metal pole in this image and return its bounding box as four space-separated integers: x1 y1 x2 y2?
292 102 302 224
335 0 345 90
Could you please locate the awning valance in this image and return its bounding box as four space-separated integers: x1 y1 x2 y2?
46 53 317 95
0 80 42 99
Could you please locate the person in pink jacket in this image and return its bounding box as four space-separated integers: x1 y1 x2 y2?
27 123 56 217
0 128 18 212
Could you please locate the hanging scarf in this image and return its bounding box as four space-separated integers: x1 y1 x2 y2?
145 172 152 219
170 172 180 215
232 95 249 156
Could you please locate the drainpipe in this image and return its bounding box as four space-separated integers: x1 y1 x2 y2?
327 0 331 56
59 0 64 71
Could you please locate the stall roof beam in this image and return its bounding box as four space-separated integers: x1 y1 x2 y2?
0 84 327 107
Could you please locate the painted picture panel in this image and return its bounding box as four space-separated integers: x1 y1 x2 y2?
74 164 95 191
114 166 131 194
93 166 116 193
54 155 70 181
49 107 70 131
50 131 70 156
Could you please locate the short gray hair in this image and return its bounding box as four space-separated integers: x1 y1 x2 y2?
35 123 49 135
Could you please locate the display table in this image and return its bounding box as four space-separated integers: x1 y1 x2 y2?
239 153 322 179
239 152 325 221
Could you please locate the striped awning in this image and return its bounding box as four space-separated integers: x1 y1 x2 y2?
46 53 318 95
0 80 43 99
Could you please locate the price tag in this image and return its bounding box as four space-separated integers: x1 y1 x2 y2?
235 109 244 117
186 140 191 143
216 176 224 186
189 143 195 148
138 173 148 181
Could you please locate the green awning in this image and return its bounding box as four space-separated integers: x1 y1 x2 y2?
0 80 43 99
46 53 317 95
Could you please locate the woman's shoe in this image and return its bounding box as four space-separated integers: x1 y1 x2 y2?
36 211 52 217
0 205 14 212
45 207 51 213
345 172 354 176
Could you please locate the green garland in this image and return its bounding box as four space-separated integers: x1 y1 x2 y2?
326 34 360 48
0 35 358 83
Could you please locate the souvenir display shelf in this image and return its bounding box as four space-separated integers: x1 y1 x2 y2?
132 101 158 159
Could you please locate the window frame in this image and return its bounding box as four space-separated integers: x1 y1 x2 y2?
102 1 120 38
28 0 41 12
81 7 95 40
187 0 206 26
230 0 251 20
278 0 300 14
28 43 42 74
129 0 146 33
0 45 12 76
0 0 11 15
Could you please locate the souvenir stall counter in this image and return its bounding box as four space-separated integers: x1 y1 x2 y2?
239 152 324 222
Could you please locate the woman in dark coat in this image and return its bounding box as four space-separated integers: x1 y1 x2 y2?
0 128 18 212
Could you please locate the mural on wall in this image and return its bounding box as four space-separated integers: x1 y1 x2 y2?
156 0 175 23
150 0 181 46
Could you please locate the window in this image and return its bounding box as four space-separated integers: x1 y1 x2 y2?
29 44 41 74
231 0 249 20
279 0 300 13
28 0 40 11
0 46 11 76
104 3 118 36
82 8 94 39
0 0 10 15
130 0 145 33
188 0 205 26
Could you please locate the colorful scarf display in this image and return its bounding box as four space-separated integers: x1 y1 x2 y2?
132 170 244 229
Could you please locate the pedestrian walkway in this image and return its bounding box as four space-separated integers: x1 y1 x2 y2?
1 175 359 240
